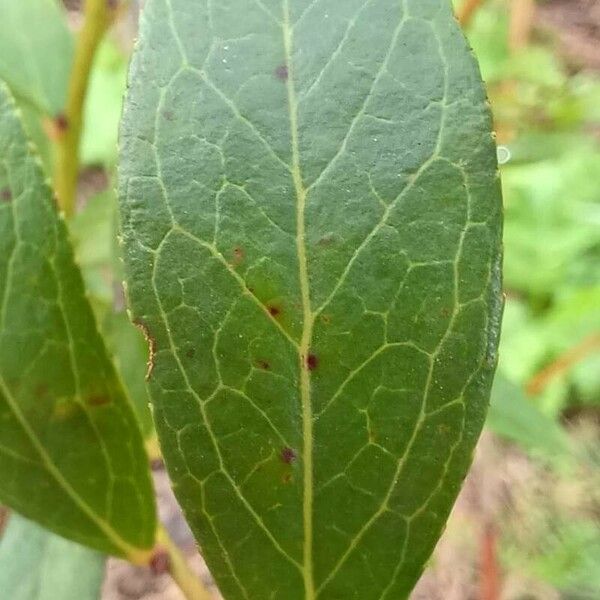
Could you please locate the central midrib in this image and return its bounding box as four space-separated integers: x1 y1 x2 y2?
282 2 315 598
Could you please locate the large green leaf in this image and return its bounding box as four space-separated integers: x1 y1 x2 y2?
119 1 503 598
0 513 105 600
0 83 156 561
0 0 73 116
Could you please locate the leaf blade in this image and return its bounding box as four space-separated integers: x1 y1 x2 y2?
0 0 73 116
119 0 503 597
0 82 156 561
0 513 105 600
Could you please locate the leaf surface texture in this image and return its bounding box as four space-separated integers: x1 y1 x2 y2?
0 83 156 560
119 0 503 597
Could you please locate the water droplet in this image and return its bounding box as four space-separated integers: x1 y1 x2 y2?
497 145 511 165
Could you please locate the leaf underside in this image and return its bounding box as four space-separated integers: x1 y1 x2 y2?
0 513 105 600
119 0 503 598
0 83 156 560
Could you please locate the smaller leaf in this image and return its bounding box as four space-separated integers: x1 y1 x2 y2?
70 190 154 435
0 0 73 116
103 311 154 437
81 41 128 167
0 82 156 560
487 374 571 462
0 513 105 600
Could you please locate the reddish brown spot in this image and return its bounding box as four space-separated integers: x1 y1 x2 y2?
35 383 49 398
320 314 332 325
257 360 271 370
54 113 69 132
186 348 195 359
87 395 111 407
275 64 288 81
306 354 319 371
1 188 11 203
232 246 244 266
150 457 165 471
149 548 170 575
268 305 281 317
281 447 296 464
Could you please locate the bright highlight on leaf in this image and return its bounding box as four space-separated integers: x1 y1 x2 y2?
119 0 503 598
0 82 156 561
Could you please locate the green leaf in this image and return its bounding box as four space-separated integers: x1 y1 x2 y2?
487 374 571 462
70 190 154 435
0 0 73 116
103 311 155 437
81 41 129 167
119 1 503 598
0 513 105 600
0 83 156 562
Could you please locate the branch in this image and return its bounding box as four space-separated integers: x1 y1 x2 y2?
456 0 487 28
154 526 214 600
54 0 117 217
509 0 536 53
480 523 501 600
527 333 600 395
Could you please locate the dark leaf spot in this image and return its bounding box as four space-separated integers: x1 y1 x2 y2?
257 360 270 370
87 395 111 407
320 314 332 325
268 305 281 317
232 246 244 266
151 457 165 471
306 354 319 371
54 113 69 132
162 110 175 121
281 447 296 464
186 348 195 359
1 188 11 203
282 472 293 484
274 64 288 81
35 384 49 398
149 549 170 575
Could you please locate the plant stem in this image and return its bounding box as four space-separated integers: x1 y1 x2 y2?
456 0 486 28
54 0 116 217
527 333 600 395
480 523 501 600
509 0 536 53
155 526 214 600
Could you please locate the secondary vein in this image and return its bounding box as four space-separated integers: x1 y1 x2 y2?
282 2 315 598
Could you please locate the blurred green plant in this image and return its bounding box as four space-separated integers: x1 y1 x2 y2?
460 0 600 596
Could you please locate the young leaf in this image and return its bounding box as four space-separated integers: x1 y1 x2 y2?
119 1 503 598
0 513 105 600
0 83 156 562
0 0 73 116
487 374 571 463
